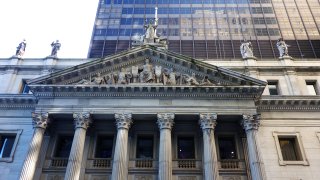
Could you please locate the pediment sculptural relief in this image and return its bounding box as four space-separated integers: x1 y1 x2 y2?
75 58 216 86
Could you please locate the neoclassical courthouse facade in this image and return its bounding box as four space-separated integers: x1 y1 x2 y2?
0 41 320 180
1 2 320 178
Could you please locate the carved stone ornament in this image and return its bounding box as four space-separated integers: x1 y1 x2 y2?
115 113 133 129
199 113 217 130
32 112 50 129
73 112 92 129
74 58 217 87
157 113 175 130
241 114 261 131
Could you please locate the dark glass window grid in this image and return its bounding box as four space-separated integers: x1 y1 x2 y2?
54 135 73 158
218 136 237 160
95 136 114 158
268 81 279 95
278 137 302 161
89 0 320 59
0 135 15 158
136 136 154 159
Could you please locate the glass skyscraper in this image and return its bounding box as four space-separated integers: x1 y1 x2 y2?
88 0 320 59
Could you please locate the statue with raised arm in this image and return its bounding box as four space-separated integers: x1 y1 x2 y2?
15 39 27 57
144 20 157 43
240 40 254 59
50 40 61 57
276 38 290 57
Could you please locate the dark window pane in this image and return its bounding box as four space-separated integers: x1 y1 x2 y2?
177 137 195 159
136 136 153 158
268 81 279 95
95 136 114 158
279 137 301 161
218 137 237 159
0 135 15 158
55 136 73 158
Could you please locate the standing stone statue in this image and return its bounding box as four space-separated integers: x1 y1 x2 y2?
15 39 27 57
276 38 290 57
240 40 254 59
50 40 61 57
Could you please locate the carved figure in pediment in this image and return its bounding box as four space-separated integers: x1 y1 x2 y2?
183 72 199 86
104 74 114 84
200 76 214 86
155 66 162 83
115 68 132 84
163 68 180 85
76 79 90 85
92 73 105 85
139 58 155 83
131 66 139 83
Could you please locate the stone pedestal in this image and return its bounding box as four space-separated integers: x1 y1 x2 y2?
242 114 266 180
19 113 50 180
111 113 133 180
157 113 174 180
199 113 219 180
64 113 92 180
42 57 57 75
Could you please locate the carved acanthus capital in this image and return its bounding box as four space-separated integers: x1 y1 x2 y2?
73 112 92 129
32 112 50 129
241 114 261 131
157 113 174 130
115 113 132 130
199 113 217 130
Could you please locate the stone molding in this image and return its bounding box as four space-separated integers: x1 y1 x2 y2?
257 95 320 112
157 113 175 130
114 113 132 129
199 113 217 130
73 112 92 129
0 94 37 108
241 114 260 131
32 112 50 129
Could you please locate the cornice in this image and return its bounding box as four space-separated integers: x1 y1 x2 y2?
257 95 320 111
28 84 265 99
0 94 37 109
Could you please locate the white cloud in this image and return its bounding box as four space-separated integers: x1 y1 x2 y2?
0 0 99 58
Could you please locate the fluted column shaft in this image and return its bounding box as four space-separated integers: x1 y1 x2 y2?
157 113 174 180
242 114 266 180
199 113 219 180
64 113 92 180
20 113 50 180
111 113 132 180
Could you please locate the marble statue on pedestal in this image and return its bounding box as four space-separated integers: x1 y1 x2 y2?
50 40 61 57
276 38 290 57
240 40 254 59
15 39 27 58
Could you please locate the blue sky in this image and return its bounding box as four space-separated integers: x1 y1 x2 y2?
0 0 99 58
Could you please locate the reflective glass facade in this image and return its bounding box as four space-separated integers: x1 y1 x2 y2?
88 0 320 59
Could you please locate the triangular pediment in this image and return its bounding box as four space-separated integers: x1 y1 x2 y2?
28 45 266 98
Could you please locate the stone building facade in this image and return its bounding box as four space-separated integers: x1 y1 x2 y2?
0 44 320 180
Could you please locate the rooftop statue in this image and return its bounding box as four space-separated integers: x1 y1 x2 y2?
50 40 61 57
131 7 168 49
240 40 254 59
276 38 290 58
15 39 27 58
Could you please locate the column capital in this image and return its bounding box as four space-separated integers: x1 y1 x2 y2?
115 113 132 130
199 113 217 130
73 112 92 129
157 113 174 130
32 112 50 129
242 114 261 131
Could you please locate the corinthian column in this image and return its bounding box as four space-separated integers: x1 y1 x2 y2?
20 112 50 180
241 114 266 180
64 112 92 180
111 113 132 180
157 113 174 180
199 113 219 180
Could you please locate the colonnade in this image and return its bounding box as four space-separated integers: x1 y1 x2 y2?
19 112 265 180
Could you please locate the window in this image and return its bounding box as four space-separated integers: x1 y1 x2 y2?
218 136 237 160
177 137 195 159
95 136 114 158
306 81 318 95
0 130 22 162
268 81 279 95
136 136 153 159
54 135 73 158
273 132 308 165
20 80 30 94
